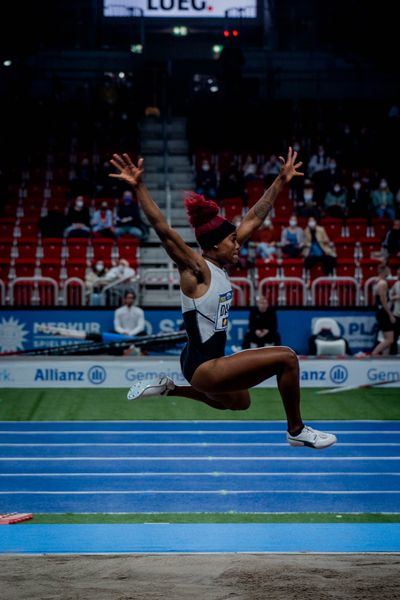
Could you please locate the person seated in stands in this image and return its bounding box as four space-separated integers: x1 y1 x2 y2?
64 196 91 238
116 190 149 240
382 219 400 258
92 200 116 239
261 154 281 187
348 179 370 218
85 260 108 303
114 290 146 337
281 215 304 258
251 216 279 261
307 144 330 177
241 154 258 182
242 295 281 349
195 159 217 199
218 160 244 199
371 178 395 220
104 258 136 284
302 217 336 275
323 182 348 218
295 179 321 219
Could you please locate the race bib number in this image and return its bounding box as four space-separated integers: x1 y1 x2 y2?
215 290 233 331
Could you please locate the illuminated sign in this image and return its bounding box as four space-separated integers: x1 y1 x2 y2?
104 1 257 18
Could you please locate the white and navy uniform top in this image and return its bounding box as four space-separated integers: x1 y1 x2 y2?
180 260 233 382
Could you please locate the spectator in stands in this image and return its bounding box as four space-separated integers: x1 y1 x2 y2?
195 159 217 200
307 145 329 177
218 160 244 199
64 196 91 238
382 219 400 258
242 295 281 349
389 266 400 355
251 216 279 261
372 264 396 356
116 190 149 240
371 179 395 219
85 260 108 304
261 154 281 186
296 179 321 218
242 155 258 182
114 290 146 337
323 182 348 218
104 258 136 284
348 179 370 218
92 200 116 239
303 218 336 275
281 216 304 258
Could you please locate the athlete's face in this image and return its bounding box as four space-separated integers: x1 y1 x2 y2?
215 232 240 265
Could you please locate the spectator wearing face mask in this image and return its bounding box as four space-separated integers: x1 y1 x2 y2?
281 216 305 258
307 145 330 177
348 179 370 218
296 180 321 219
195 159 217 199
242 155 258 182
303 218 336 275
371 179 395 220
104 258 136 284
64 196 91 238
116 190 149 240
85 260 108 303
92 201 116 239
251 216 279 261
323 183 348 218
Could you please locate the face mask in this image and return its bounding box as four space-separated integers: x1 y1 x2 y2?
202 163 210 171
303 192 313 202
353 182 361 191
75 200 84 209
95 262 104 271
289 219 297 227
264 219 272 227
123 195 132 203
330 163 337 171
293 144 300 152
333 185 341 193
308 221 316 229
380 181 387 189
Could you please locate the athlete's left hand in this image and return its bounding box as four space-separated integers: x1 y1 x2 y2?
278 147 304 183
109 153 144 187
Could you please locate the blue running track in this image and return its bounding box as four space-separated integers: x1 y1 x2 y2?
0 420 399 514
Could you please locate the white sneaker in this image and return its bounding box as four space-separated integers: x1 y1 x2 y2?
287 425 337 449
127 377 175 401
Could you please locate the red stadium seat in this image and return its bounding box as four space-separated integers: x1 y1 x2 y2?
281 258 304 278
39 258 61 280
15 238 39 258
259 277 307 307
311 277 360 307
346 218 369 238
0 219 17 239
359 237 382 258
334 237 357 258
91 238 115 261
359 258 381 281
41 239 64 259
256 260 279 280
66 238 90 259
321 219 343 240
335 258 357 278
13 258 37 278
17 219 40 238
0 259 11 282
65 259 88 279
117 238 140 262
371 219 392 241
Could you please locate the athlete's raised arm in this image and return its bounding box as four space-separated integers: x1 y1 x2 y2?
236 147 304 245
110 154 204 275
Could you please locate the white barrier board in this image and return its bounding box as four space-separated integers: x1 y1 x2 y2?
0 357 399 388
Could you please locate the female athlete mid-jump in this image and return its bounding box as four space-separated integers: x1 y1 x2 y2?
110 149 336 449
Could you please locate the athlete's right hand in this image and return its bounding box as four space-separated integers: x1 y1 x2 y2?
109 154 144 187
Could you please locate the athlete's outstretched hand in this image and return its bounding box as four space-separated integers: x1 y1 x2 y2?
109 153 144 187
278 147 304 183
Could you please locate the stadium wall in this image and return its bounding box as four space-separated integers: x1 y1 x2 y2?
0 307 381 356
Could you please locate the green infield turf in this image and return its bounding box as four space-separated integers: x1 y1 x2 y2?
0 387 399 420
21 513 400 524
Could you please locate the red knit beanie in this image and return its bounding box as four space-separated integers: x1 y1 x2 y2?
184 192 236 249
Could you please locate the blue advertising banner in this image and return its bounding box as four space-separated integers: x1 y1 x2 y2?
0 308 378 355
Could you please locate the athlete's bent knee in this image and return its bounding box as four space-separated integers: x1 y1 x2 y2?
282 347 299 370
228 396 251 411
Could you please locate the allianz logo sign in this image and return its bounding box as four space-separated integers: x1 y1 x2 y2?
33 365 107 384
300 364 349 384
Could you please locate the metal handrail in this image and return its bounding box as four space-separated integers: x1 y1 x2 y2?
258 276 307 306
311 276 361 307
9 276 59 306
62 277 86 307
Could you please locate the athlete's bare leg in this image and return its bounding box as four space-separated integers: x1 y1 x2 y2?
372 331 394 356
170 346 303 433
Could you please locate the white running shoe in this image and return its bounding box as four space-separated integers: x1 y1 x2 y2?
127 377 175 401
287 425 337 449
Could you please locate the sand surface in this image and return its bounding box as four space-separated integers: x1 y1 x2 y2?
2 553 400 600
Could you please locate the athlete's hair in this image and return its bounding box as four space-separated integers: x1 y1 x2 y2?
184 192 236 249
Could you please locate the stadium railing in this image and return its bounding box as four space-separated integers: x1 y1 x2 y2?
311 276 360 307
258 276 308 307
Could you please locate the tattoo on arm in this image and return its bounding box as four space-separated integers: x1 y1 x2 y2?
253 196 274 219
